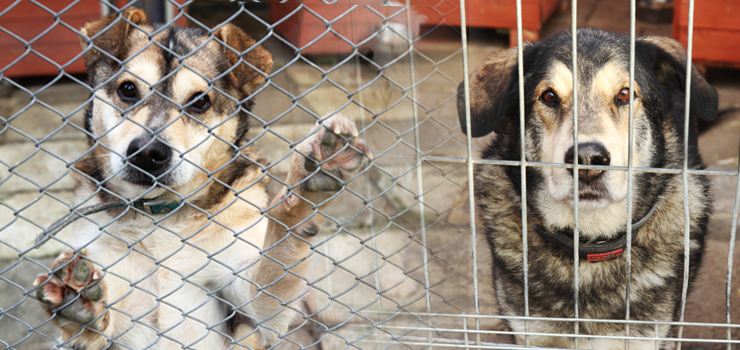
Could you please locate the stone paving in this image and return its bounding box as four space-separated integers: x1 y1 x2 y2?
2 1 740 349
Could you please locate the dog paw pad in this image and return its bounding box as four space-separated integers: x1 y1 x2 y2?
34 248 107 329
290 115 371 194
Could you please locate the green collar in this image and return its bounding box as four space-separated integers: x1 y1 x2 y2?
35 199 181 248
130 199 181 215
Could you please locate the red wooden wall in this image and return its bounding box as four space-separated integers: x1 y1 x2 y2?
674 0 740 68
269 0 562 55
0 0 189 78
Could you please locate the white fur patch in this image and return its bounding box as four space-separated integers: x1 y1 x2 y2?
535 61 654 238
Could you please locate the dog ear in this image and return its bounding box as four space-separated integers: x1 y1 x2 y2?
638 36 718 121
212 24 273 92
457 44 529 137
79 7 150 66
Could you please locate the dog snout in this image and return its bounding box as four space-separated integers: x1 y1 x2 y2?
126 137 172 175
563 142 610 182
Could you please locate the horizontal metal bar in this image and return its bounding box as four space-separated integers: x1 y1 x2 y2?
372 325 740 343
366 340 565 350
341 333 573 350
343 333 739 350
381 153 739 176
352 310 740 328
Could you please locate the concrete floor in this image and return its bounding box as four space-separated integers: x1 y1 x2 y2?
1 1 740 349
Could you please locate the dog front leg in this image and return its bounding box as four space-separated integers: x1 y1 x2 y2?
34 245 161 350
234 115 371 349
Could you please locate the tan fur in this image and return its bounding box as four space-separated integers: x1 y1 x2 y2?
464 29 717 350
533 60 655 238
213 24 273 93
35 8 369 350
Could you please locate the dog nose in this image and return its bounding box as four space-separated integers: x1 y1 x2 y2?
126 137 171 175
563 142 610 182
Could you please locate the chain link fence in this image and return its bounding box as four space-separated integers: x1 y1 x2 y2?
0 0 738 349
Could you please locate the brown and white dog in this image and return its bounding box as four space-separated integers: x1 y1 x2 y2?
33 7 370 350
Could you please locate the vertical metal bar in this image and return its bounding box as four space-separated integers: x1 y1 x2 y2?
351 8 382 312
404 0 433 345
100 0 112 15
514 0 530 346
165 0 174 23
463 313 470 350
676 0 696 348
570 0 581 347
655 321 660 350
723 105 740 349
458 0 483 345
725 162 740 350
625 0 637 348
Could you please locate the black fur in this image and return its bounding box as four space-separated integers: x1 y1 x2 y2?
459 28 717 348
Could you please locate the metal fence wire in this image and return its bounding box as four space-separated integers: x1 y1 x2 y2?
0 0 738 349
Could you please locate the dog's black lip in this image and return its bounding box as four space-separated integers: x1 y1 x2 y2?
561 187 612 202
578 192 602 201
561 192 606 202
121 167 175 187
575 180 610 200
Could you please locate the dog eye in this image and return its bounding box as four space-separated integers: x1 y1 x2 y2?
118 82 138 102
541 90 559 106
616 88 631 104
188 93 211 112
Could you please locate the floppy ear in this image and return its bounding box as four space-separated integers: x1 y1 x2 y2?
212 24 273 93
457 44 529 137
638 36 718 121
79 7 150 66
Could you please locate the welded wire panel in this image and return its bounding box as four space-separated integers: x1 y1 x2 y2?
0 0 738 350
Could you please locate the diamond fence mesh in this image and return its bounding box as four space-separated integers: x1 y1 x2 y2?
0 0 738 350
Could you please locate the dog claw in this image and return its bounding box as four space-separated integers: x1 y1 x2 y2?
311 142 322 162
364 146 373 160
280 190 299 210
